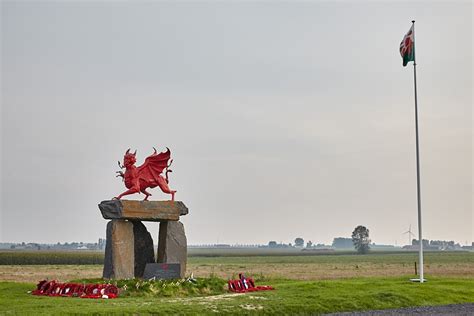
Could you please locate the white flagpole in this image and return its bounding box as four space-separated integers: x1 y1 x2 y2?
411 20 425 283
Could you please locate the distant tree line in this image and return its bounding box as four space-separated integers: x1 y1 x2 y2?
410 239 462 250
267 225 372 252
267 239 327 249
7 240 105 251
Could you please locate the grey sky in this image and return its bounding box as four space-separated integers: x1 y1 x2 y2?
1 1 472 246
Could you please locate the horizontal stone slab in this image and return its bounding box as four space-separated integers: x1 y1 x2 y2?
99 200 188 222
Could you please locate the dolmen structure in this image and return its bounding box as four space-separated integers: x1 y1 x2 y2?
98 199 188 280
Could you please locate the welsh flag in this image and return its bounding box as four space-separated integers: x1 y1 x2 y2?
400 25 415 67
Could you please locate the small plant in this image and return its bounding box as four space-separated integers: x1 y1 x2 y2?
69 277 227 298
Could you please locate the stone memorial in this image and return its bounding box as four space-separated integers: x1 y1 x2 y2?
143 263 182 280
99 147 188 280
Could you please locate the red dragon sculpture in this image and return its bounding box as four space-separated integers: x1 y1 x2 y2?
115 147 176 201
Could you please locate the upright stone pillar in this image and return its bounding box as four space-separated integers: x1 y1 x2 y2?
157 221 187 278
103 220 135 279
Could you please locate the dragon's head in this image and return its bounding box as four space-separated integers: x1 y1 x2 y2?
123 148 137 167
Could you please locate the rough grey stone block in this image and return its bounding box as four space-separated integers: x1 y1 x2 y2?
99 200 188 221
132 221 155 278
103 221 114 279
102 220 134 279
157 221 187 278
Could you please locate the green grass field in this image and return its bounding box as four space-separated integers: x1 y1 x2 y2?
1 277 473 315
0 251 473 314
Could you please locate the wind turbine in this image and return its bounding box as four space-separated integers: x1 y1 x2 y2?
403 225 415 246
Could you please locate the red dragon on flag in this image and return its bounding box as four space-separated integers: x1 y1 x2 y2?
400 25 415 67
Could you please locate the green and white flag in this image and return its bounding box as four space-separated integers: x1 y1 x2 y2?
400 25 415 67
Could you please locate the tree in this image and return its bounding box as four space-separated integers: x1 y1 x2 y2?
352 225 370 254
306 241 313 248
268 241 277 248
294 238 304 247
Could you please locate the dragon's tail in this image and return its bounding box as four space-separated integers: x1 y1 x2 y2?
165 159 173 183
165 169 172 184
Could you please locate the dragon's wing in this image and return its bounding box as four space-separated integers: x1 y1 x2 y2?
137 148 171 182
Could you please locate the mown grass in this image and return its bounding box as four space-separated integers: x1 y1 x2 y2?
0 276 473 315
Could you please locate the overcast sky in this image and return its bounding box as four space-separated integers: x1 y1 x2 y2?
1 1 472 246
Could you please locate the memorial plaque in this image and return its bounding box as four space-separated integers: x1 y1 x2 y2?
143 263 182 280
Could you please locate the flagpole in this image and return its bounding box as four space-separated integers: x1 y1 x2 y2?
411 20 424 283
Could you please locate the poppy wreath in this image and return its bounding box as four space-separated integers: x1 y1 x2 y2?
227 275 274 293
32 280 118 299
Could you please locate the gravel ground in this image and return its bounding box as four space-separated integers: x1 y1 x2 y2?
325 303 474 315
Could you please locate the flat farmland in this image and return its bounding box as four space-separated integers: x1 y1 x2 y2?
0 250 472 283
189 251 474 280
